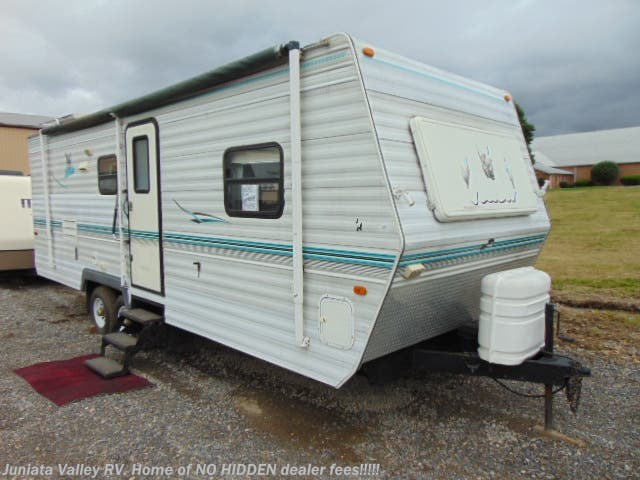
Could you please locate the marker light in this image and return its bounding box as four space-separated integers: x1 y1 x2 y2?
354 285 368 296
362 47 375 57
504 94 512 102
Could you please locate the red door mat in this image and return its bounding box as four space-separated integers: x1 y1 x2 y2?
14 354 153 406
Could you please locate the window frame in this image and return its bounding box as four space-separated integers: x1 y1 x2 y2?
132 135 151 194
97 154 118 195
223 142 284 219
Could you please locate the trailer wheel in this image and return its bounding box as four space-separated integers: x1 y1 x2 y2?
89 286 119 334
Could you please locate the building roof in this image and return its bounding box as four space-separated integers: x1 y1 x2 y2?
532 162 573 175
531 150 573 175
532 126 640 167
0 111 53 129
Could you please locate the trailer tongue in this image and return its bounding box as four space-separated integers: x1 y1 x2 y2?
363 302 590 433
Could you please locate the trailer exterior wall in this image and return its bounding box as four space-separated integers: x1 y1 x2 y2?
30 34 402 387
30 123 122 288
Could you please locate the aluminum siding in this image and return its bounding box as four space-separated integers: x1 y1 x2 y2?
30 34 401 387
352 38 552 361
30 123 120 288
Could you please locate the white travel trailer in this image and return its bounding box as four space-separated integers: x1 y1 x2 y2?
0 172 34 271
30 33 552 387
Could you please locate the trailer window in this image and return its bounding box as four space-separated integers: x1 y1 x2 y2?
98 155 117 195
223 143 283 218
133 136 150 193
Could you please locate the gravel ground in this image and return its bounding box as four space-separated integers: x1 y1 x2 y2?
1 274 638 479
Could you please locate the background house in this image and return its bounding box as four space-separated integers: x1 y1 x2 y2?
0 112 51 271
532 150 574 188
0 111 52 174
533 126 640 185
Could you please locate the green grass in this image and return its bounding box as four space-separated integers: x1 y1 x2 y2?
536 186 640 300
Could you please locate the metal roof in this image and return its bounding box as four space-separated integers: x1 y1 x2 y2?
532 162 573 175
533 126 640 167
0 111 53 129
531 150 573 175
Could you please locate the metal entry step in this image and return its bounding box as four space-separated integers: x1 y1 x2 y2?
85 356 129 379
121 308 163 325
103 332 138 351
86 308 164 379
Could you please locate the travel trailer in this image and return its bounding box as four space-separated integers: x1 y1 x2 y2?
0 172 34 271
31 33 570 390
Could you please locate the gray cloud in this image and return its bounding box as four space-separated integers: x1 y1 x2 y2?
1 0 638 135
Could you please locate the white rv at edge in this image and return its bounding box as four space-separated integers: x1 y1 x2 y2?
30 33 550 387
0 173 34 271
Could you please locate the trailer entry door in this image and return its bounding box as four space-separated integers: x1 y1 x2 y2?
125 121 163 294
410 117 538 222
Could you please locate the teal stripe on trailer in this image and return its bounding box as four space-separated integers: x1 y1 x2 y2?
33 218 62 228
165 235 289 257
304 246 395 260
164 232 291 252
302 252 394 268
166 235 395 268
399 238 545 267
401 234 547 261
78 224 114 233
32 218 543 270
164 232 396 262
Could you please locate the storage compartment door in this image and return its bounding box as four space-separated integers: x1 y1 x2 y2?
410 117 538 222
318 295 355 349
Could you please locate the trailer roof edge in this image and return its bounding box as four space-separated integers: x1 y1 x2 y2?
42 41 299 136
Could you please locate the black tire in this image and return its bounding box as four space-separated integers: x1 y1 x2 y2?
88 286 118 334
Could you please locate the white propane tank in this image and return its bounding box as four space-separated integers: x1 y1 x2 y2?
478 267 551 365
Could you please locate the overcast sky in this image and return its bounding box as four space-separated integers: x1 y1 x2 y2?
1 0 638 136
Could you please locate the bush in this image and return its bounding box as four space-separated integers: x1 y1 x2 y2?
591 161 619 185
620 174 640 186
559 181 572 188
574 179 595 187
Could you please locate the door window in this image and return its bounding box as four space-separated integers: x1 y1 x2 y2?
133 136 150 193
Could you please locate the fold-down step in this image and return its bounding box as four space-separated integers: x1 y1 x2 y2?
85 356 128 379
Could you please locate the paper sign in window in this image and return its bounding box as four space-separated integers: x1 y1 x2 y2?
241 184 259 211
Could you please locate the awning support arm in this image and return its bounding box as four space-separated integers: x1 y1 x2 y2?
289 43 309 348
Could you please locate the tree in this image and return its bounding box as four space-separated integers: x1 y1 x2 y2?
515 102 536 164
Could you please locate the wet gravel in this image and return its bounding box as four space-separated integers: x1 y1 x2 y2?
0 274 638 479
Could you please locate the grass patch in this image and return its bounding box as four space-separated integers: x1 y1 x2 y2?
553 277 640 298
537 186 640 301
627 315 640 328
558 307 640 364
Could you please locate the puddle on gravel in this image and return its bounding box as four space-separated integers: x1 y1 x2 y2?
235 389 369 463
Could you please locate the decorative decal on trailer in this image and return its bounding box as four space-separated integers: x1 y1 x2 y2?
53 153 77 188
478 147 495 180
460 158 471 188
173 199 227 224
